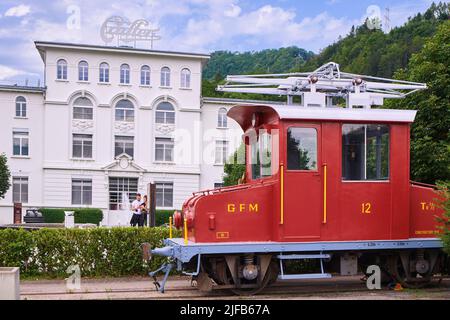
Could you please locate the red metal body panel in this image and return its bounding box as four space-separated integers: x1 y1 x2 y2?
180 106 443 244
410 184 442 238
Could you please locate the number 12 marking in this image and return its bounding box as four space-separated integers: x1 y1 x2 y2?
361 203 372 214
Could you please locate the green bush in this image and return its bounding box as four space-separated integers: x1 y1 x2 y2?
39 208 103 225
437 182 450 255
0 227 180 277
74 208 103 225
155 210 177 226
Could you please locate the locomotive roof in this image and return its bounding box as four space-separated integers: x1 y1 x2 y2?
227 104 417 132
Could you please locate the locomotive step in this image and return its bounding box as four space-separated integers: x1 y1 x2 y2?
276 254 331 260
278 273 332 280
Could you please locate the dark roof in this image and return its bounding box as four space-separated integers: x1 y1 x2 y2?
0 85 45 94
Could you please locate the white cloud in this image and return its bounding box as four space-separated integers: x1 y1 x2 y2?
224 3 241 18
4 4 31 17
0 65 28 80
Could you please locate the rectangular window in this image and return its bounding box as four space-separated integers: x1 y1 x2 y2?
215 140 229 165
251 130 273 179
13 129 29 156
287 128 317 171
73 107 93 120
342 124 389 181
115 136 134 158
13 177 28 203
108 177 138 210
214 183 224 189
156 182 173 208
155 138 174 162
72 179 92 205
72 134 93 159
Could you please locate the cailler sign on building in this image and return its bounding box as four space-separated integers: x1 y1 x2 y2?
100 16 161 48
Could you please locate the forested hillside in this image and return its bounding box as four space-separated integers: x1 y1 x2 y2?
203 2 449 97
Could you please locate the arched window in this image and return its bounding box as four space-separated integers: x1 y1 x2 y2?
160 67 170 87
73 97 93 120
217 108 227 128
155 102 175 124
78 61 89 81
140 65 150 86
120 64 130 84
115 99 134 122
99 62 109 83
57 59 67 80
180 68 191 88
15 96 27 118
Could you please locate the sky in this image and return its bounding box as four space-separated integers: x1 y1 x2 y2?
0 0 443 84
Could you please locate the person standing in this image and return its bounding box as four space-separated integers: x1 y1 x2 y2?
139 195 148 227
130 193 142 227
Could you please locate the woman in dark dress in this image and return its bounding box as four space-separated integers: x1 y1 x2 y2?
139 195 148 227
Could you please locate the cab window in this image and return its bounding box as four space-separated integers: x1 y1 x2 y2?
287 128 318 171
251 130 272 180
342 124 389 181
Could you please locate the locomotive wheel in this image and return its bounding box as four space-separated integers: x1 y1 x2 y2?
216 257 278 296
388 251 441 289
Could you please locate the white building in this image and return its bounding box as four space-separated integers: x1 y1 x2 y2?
0 41 245 225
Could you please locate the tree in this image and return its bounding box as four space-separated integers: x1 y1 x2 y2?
223 144 246 186
0 153 11 199
437 182 450 255
387 20 450 184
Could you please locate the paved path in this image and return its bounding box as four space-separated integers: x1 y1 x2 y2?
20 276 450 300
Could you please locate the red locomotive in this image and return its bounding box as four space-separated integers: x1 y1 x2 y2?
146 63 444 295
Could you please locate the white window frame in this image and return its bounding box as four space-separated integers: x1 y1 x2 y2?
78 61 89 81
215 140 229 165
155 102 175 124
218 108 228 128
57 59 68 80
114 135 134 158
120 64 130 84
12 176 28 203
13 129 29 156
180 68 191 88
99 62 109 83
160 67 171 87
108 177 139 210
71 179 92 205
15 96 27 118
155 138 174 162
115 99 135 122
72 134 93 159
73 97 93 120
140 65 150 86
155 182 173 208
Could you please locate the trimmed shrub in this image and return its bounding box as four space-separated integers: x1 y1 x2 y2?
0 227 180 278
155 210 177 226
40 208 65 223
74 208 103 225
39 208 103 225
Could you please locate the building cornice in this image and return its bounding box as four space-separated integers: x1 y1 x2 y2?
35 41 210 62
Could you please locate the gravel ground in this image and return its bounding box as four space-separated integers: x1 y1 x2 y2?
20 275 450 300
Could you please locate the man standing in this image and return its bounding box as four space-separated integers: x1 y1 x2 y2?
130 193 142 227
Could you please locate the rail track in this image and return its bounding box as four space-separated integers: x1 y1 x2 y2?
20 276 450 300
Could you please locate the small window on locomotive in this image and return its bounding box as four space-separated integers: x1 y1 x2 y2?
342 124 389 181
251 130 272 180
287 128 317 171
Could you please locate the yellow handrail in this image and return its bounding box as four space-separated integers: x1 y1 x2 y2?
169 216 173 239
323 164 327 224
183 218 188 245
280 164 284 225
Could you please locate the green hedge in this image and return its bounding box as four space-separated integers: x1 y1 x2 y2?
0 227 180 277
40 208 103 225
155 210 177 226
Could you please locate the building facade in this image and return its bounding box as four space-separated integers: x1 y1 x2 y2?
0 42 245 225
